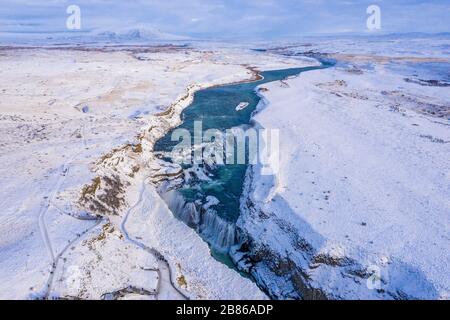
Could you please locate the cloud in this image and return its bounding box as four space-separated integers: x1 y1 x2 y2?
0 0 449 38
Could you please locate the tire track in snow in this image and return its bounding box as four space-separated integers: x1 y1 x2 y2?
38 162 72 267
120 179 189 300
36 121 101 299
43 213 103 299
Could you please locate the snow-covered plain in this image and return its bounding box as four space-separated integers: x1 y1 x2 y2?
0 44 309 299
0 34 449 300
235 38 450 299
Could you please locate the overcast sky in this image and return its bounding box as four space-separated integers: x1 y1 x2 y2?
0 0 449 39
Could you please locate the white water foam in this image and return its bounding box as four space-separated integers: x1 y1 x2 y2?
162 190 238 251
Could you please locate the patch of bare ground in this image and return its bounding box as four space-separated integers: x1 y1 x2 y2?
329 53 450 64
316 80 369 100
79 175 127 216
381 90 450 119
404 78 450 87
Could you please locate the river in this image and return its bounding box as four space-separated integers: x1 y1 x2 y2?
154 62 332 269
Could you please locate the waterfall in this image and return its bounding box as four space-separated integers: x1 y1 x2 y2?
161 190 238 252
200 209 238 251
183 202 201 227
163 190 198 227
163 190 186 217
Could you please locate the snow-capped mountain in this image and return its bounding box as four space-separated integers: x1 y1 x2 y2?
91 26 191 42
0 26 190 46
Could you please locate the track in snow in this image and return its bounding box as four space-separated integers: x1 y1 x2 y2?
120 179 189 300
36 122 104 299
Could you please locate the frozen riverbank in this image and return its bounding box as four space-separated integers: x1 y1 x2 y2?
2 35 448 300
233 49 450 299
153 65 327 255
0 45 314 299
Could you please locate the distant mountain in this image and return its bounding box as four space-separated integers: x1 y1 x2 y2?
91 27 191 42
0 26 191 46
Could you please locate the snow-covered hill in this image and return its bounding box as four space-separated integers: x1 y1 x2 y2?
0 26 190 46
